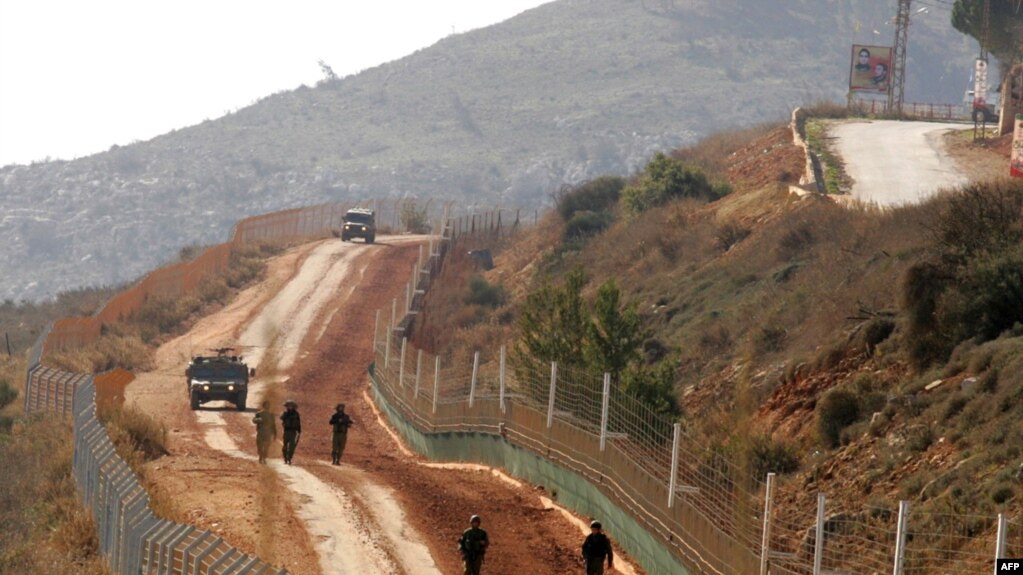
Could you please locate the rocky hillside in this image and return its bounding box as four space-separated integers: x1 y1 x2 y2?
0 0 981 302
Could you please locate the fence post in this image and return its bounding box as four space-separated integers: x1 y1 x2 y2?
668 422 681 508
405 280 411 314
760 472 776 575
432 356 440 415
399 338 408 388
386 298 395 368
373 309 380 356
414 350 422 399
469 351 480 408
893 500 909 575
599 373 610 452
546 362 558 428
499 346 506 413
993 513 1007 575
814 493 826 575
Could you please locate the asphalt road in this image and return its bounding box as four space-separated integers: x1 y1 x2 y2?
829 120 970 207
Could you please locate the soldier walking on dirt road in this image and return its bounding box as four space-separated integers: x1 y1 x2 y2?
581 520 614 575
252 400 277 464
281 399 301 464
458 514 489 575
329 403 354 465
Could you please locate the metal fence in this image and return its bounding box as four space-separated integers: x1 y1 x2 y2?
23 201 518 574
370 221 1021 575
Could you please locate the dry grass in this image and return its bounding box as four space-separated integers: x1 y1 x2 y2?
0 419 109 575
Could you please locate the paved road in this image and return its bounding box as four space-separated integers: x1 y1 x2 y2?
830 120 970 207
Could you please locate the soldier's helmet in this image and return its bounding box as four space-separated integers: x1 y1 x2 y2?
591 521 602 529
284 399 297 407
470 515 481 524
336 403 345 410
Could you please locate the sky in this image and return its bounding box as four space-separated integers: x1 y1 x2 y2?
0 1 551 167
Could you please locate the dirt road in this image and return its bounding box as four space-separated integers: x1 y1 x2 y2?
126 236 641 574
829 120 970 206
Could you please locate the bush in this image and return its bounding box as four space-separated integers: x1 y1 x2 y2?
745 434 800 480
817 388 860 448
556 176 625 221
0 379 16 410
564 211 613 241
715 220 751 252
621 153 717 214
465 276 507 308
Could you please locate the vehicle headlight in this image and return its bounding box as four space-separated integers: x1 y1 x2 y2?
203 384 210 391
228 385 234 391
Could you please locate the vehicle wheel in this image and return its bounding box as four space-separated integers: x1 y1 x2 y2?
236 393 247 411
190 389 200 410
341 234 349 242
366 234 375 244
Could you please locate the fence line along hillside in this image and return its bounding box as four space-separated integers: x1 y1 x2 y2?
23 199 515 574
369 221 1023 575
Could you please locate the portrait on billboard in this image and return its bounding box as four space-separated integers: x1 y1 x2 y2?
849 45 892 93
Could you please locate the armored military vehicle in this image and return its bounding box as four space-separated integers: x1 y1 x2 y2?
340 208 376 243
186 348 253 411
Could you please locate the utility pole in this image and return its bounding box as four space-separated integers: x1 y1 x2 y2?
889 0 912 114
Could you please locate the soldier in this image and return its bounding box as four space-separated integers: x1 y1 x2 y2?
581 520 614 575
280 399 301 464
328 403 354 465
458 514 489 575
252 400 276 464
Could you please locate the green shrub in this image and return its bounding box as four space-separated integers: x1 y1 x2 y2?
745 434 800 479
0 379 16 410
564 210 613 241
991 484 1015 504
817 388 860 448
715 220 751 252
465 276 507 308
556 176 625 220
621 153 717 214
905 425 934 453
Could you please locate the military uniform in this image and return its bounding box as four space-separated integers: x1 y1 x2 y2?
280 404 301 464
581 522 613 575
252 406 277 464
329 405 353 465
459 518 489 575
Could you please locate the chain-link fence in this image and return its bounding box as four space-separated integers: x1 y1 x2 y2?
369 218 1020 575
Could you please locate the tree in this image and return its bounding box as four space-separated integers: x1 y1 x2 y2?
584 279 645 383
512 269 588 391
620 152 717 214
951 1 1023 68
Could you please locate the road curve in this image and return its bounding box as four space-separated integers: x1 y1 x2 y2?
829 120 970 207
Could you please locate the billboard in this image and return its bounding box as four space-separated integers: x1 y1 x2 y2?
849 45 892 93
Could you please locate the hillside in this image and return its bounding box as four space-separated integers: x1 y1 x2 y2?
413 119 1023 571
0 0 982 303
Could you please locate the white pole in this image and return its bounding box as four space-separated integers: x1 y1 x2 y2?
499 346 506 413
373 309 380 356
546 362 558 428
405 280 411 314
414 349 422 399
384 312 392 369
599 373 610 452
432 356 440 415
760 472 776 575
892 501 909 575
469 351 480 408
993 513 1007 575
418 244 424 272
399 337 407 388
668 422 681 508
813 493 826 575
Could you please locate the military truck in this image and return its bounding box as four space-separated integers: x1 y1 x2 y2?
186 348 253 410
340 208 376 243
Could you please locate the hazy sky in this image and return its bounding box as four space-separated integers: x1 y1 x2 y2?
0 1 551 167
